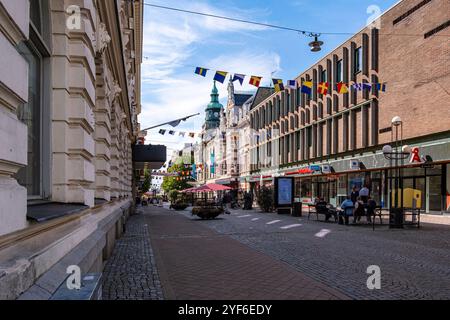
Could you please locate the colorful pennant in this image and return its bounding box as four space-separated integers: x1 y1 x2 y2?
195 67 208 77
272 79 284 92
232 74 245 85
287 80 297 89
318 82 329 95
249 76 262 88
337 82 349 94
213 71 228 84
301 81 313 95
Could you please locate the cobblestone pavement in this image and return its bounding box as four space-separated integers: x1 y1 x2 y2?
102 211 164 300
145 205 349 300
173 205 450 300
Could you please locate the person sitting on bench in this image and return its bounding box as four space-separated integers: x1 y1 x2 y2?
354 196 371 223
316 198 336 222
339 196 354 225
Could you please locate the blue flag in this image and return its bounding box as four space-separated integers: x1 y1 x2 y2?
232 73 245 85
213 71 228 83
195 67 208 77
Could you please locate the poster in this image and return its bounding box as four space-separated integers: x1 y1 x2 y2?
278 178 293 206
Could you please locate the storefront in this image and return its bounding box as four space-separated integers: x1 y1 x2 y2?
291 162 449 214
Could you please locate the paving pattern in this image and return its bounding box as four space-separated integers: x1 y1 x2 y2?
102 211 164 300
146 206 348 300
102 204 450 300
174 206 450 300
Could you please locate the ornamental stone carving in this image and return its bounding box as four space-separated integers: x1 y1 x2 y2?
95 23 111 55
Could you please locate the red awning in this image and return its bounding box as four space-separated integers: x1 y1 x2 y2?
183 183 232 193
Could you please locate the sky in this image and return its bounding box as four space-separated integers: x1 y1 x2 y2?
140 0 400 156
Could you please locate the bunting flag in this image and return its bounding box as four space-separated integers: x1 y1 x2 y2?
287 80 297 89
195 67 208 77
159 129 166 135
249 76 262 88
168 120 182 127
213 71 228 84
376 83 386 92
272 79 284 92
179 132 185 137
337 82 349 94
362 83 372 91
352 83 363 91
301 81 313 95
232 74 245 85
318 82 329 95
169 130 175 135
189 132 195 138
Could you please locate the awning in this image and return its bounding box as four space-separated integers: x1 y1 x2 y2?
133 144 167 170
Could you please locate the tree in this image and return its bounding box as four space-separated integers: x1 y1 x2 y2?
141 169 151 193
161 163 192 194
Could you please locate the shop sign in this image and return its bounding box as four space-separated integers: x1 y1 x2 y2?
309 165 321 172
322 164 331 174
298 168 314 174
410 146 434 165
350 159 360 170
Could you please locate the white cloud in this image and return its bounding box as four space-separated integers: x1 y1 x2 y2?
140 0 279 150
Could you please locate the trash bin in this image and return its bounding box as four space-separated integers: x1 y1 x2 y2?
292 202 302 217
389 208 404 228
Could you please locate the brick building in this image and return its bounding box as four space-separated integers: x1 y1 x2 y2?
249 0 450 213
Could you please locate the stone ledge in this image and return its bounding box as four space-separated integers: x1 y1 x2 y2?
0 198 131 300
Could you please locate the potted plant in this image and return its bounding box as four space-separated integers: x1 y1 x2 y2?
192 206 224 219
257 186 274 213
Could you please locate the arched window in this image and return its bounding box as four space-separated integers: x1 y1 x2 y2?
16 0 51 198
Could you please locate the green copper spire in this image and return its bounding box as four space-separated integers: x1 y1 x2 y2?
205 81 223 130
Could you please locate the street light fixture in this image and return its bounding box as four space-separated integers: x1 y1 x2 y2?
382 116 410 228
308 34 323 52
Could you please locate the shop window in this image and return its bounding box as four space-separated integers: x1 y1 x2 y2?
16 0 51 199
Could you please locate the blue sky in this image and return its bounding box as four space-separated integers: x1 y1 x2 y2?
140 0 400 153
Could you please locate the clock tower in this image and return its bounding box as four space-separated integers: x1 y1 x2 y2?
205 81 223 130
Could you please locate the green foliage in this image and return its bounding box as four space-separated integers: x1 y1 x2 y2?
141 169 151 193
161 163 192 193
168 190 179 203
257 186 274 212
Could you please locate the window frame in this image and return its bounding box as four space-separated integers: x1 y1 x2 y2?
354 47 362 74
16 0 52 200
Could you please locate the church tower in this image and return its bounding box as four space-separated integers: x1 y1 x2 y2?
205 81 223 130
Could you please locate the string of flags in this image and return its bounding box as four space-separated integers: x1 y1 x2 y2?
194 66 387 93
158 129 201 138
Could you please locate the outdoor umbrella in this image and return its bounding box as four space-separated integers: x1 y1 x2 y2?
194 183 232 192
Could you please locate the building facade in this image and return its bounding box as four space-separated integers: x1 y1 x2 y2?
249 0 450 213
0 0 143 299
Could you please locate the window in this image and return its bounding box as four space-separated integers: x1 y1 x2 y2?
336 59 343 82
321 69 327 82
354 47 362 74
16 0 51 198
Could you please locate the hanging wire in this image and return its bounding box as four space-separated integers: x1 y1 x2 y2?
141 2 448 38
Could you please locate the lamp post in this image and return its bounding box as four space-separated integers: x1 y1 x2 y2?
382 116 410 228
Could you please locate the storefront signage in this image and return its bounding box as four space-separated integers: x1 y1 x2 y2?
322 164 331 174
350 159 360 170
410 147 434 164
309 165 321 172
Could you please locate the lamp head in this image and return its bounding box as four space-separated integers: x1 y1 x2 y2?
391 116 402 126
382 145 393 154
308 36 323 52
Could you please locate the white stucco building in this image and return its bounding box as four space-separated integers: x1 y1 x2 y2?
0 0 144 299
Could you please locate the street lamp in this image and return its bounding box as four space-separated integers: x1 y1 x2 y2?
382 116 410 228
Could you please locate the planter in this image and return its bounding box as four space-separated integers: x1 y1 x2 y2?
192 206 224 219
170 203 189 210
